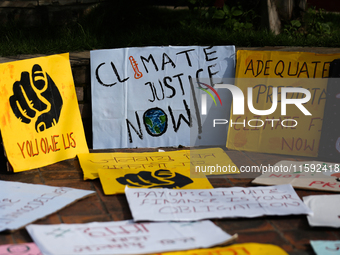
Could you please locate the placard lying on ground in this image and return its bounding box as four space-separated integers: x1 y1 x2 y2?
227 50 340 157
0 53 89 172
90 46 235 149
125 184 312 222
311 240 340 255
0 243 41 255
152 243 288 255
78 148 239 180
252 160 340 192
303 194 340 228
26 220 235 255
0 180 94 232
98 164 213 195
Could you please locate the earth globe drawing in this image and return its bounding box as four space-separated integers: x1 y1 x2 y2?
143 107 168 136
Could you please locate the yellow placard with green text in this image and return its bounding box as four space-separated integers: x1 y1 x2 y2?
151 243 288 255
78 148 239 180
0 53 89 171
227 50 340 157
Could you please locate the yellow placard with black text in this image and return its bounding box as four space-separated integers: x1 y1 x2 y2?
78 148 239 180
227 50 340 157
0 53 89 171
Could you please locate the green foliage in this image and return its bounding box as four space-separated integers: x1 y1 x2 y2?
305 7 332 37
283 7 333 38
213 5 254 31
283 19 302 36
183 0 257 32
0 1 339 57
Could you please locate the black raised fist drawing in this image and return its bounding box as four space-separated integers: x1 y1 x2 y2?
9 64 63 132
116 169 194 189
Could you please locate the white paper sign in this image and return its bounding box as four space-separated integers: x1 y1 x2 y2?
303 194 340 228
90 46 235 149
26 220 234 255
311 240 340 255
0 180 94 232
125 184 313 222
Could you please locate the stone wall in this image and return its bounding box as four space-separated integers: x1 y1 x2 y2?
69 52 92 148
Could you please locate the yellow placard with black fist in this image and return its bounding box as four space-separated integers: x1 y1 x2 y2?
78 148 239 180
98 165 213 195
0 53 89 172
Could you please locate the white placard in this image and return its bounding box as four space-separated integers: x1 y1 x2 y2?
90 46 235 149
125 184 313 222
304 194 340 228
26 220 234 255
0 180 94 232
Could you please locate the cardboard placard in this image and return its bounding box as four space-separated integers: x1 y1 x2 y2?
304 194 340 227
26 220 235 255
0 53 89 172
125 184 312 222
227 50 340 157
0 180 94 232
90 46 235 149
318 59 340 161
252 160 340 192
98 164 213 195
151 243 288 255
78 148 239 180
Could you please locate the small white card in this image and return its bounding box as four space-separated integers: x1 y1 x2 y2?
304 194 340 228
311 240 340 255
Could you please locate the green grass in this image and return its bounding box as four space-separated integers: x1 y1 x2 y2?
0 1 339 57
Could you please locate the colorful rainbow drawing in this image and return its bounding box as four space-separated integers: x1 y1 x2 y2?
197 82 222 106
